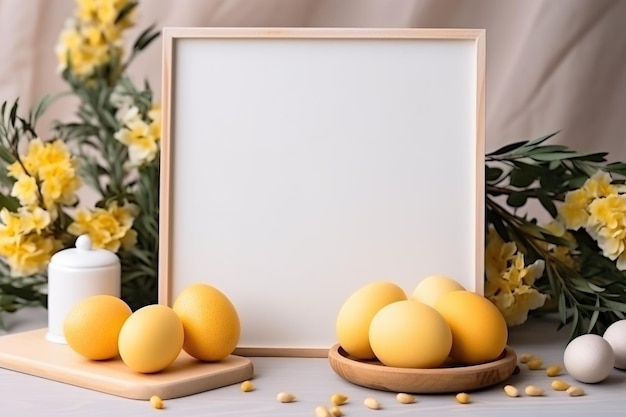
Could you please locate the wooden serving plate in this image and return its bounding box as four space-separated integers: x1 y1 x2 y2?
328 344 517 393
0 328 254 400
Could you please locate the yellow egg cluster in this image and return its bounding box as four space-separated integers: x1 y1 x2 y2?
335 275 508 368
63 283 241 374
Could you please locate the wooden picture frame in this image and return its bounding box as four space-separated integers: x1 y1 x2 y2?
159 28 485 357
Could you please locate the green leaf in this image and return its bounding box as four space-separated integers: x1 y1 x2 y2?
0 194 19 212
523 131 560 147
587 297 600 334
605 162 626 176
486 209 510 241
132 24 160 53
537 190 558 218
0 146 15 164
506 192 527 207
115 1 138 24
587 282 605 293
602 299 626 313
509 167 536 187
8 100 18 127
525 145 570 154
486 166 503 182
569 152 608 162
539 173 560 191
487 140 527 156
529 152 576 162
558 292 567 324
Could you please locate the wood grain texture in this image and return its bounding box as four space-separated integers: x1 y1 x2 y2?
328 344 517 393
0 328 254 400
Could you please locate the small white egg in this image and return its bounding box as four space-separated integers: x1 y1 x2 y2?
563 334 615 383
603 319 626 369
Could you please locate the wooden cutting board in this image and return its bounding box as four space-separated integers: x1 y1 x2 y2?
0 328 254 400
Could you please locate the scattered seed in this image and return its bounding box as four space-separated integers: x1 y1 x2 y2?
396 393 416 404
504 384 520 397
566 386 585 397
331 393 348 406
519 353 534 364
150 395 164 409
277 392 296 403
240 380 254 392
546 365 563 377
455 393 471 404
551 380 570 391
329 406 343 417
527 357 544 370
364 397 381 410
315 405 332 417
525 385 545 396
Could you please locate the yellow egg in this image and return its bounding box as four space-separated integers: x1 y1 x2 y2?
173 283 240 361
369 300 452 368
435 291 508 365
411 275 465 307
336 281 407 359
118 304 184 373
63 295 131 360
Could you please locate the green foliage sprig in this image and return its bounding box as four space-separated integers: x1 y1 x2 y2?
486 132 626 338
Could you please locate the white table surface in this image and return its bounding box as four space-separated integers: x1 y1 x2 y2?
1 307 625 416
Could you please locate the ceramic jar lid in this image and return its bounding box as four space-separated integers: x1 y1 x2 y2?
50 235 119 269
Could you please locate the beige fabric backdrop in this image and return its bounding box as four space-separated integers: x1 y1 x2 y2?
0 0 625 157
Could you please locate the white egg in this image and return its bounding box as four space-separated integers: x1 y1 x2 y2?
603 319 626 369
563 334 615 383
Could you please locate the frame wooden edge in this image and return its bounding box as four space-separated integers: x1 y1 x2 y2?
162 26 485 41
158 29 174 306
475 30 486 295
233 347 329 358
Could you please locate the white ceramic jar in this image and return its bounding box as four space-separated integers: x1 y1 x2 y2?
46 235 121 344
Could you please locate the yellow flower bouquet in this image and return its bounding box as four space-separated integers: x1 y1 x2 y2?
0 0 159 324
485 133 626 337
1 0 626 340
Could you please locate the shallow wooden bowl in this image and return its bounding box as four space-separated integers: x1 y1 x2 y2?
328 344 517 393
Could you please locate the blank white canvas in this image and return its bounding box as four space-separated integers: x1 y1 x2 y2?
163 30 483 351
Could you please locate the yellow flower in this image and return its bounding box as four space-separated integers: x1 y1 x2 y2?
0 236 46 277
484 226 547 326
114 117 159 166
484 226 516 283
76 0 136 28
559 189 590 230
489 283 548 327
11 176 39 207
540 220 577 268
583 170 616 198
585 195 626 268
8 139 81 211
59 0 136 77
68 202 138 252
587 194 626 233
20 207 52 234
0 208 58 277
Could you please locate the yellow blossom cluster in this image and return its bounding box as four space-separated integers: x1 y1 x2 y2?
0 139 81 276
0 208 62 277
55 0 136 77
68 201 138 252
539 220 577 269
8 139 81 214
484 226 547 326
559 171 626 270
114 103 161 166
